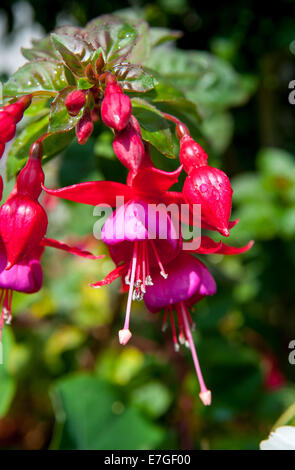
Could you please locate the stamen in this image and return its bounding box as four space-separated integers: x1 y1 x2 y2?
150 240 168 279
169 308 179 352
162 307 168 332
119 242 138 345
180 302 211 406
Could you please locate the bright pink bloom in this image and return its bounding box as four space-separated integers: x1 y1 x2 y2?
0 95 32 145
65 90 86 116
179 136 208 174
101 76 132 131
43 163 183 344
183 165 233 236
76 108 94 144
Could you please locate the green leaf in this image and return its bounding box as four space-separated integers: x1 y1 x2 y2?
6 116 75 179
49 88 82 133
85 15 139 65
51 33 94 77
131 98 174 157
3 61 75 98
6 114 50 178
130 381 173 418
146 48 255 116
0 328 17 418
22 36 60 61
113 64 157 92
150 27 182 47
51 374 163 450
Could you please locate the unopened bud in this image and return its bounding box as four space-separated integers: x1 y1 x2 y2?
76 108 94 145
179 136 208 174
101 78 132 132
0 111 16 143
65 90 86 116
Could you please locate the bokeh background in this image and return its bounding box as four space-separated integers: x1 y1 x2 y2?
0 0 295 450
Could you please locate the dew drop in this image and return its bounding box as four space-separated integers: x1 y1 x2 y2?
200 184 208 193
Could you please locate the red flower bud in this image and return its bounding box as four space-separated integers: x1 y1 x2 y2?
0 111 16 143
0 176 3 201
101 80 132 132
113 116 148 173
179 136 208 174
183 166 233 236
65 90 86 116
5 95 32 123
76 108 94 145
0 142 47 268
0 142 5 159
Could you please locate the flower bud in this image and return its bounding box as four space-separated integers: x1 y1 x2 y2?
0 111 16 143
101 79 132 132
5 95 32 123
113 116 146 173
179 136 208 174
183 166 233 236
0 142 5 159
65 90 86 116
76 108 94 145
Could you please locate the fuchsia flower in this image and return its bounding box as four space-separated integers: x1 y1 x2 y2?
0 142 48 269
43 156 183 345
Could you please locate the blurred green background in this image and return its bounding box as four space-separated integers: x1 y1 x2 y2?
0 0 295 450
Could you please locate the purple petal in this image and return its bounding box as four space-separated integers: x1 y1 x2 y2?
144 253 216 312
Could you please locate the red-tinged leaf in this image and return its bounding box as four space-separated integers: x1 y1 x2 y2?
42 181 134 206
41 237 105 260
89 263 127 288
132 166 183 194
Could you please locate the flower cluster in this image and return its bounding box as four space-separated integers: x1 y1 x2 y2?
0 72 253 406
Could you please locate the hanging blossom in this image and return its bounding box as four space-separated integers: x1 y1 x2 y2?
0 141 103 340
0 67 254 406
43 120 183 345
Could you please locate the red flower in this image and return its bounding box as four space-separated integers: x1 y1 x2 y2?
0 142 47 269
43 162 183 344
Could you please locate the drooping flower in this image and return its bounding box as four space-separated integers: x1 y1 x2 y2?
0 142 47 269
101 75 132 132
43 162 183 344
